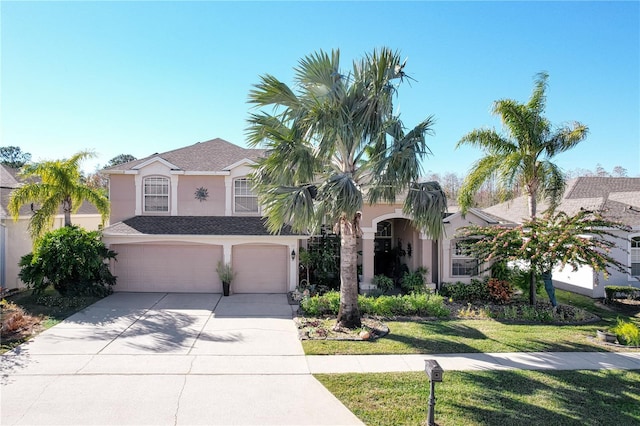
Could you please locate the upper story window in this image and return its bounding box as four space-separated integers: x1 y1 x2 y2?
144 176 169 212
451 239 478 276
234 178 258 213
631 236 640 277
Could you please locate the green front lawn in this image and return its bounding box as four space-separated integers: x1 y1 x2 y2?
317 369 640 426
304 320 610 355
302 290 640 355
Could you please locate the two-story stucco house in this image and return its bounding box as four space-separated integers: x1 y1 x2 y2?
102 138 497 294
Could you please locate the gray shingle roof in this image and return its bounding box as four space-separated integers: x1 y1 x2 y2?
1 165 20 217
103 216 298 236
483 177 640 227
103 138 264 172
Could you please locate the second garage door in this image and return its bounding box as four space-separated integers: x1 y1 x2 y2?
232 244 288 293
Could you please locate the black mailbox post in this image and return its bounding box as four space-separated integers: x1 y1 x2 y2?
424 359 444 426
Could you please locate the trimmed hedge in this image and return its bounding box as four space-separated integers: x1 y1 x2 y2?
300 291 449 318
604 285 640 302
439 279 490 303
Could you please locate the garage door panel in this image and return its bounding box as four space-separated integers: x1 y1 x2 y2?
232 245 287 293
112 244 222 293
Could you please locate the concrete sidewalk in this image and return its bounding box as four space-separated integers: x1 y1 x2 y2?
306 351 640 374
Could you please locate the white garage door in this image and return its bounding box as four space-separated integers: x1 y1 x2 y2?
111 244 223 293
232 245 288 293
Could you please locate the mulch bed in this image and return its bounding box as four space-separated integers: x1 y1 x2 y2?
295 316 389 341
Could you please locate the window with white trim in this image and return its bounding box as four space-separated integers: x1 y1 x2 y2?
631 236 640 277
451 239 478 276
144 176 169 212
234 178 258 213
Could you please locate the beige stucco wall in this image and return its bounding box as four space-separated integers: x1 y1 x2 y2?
2 215 102 290
440 212 491 284
109 174 136 223
177 175 226 216
360 203 404 228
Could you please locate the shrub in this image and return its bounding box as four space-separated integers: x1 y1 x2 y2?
372 275 395 294
401 267 428 294
403 292 449 317
490 261 512 281
0 301 34 338
612 318 640 346
487 278 513 303
300 292 449 318
300 290 341 316
605 286 640 302
439 279 490 302
19 226 117 297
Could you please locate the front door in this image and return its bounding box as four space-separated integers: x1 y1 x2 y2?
374 220 393 277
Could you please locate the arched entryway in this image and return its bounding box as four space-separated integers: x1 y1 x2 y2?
373 218 415 285
360 210 438 292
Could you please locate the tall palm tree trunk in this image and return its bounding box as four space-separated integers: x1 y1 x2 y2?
527 193 537 221
527 190 538 305
62 197 73 227
336 215 361 329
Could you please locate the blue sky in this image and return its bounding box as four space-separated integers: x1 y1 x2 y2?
2 1 639 177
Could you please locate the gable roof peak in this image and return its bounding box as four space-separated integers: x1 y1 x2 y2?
102 138 265 173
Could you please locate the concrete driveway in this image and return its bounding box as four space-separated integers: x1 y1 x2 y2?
1 293 363 425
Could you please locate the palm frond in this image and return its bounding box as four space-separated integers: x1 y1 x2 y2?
527 71 549 115
403 181 447 238
456 129 513 154
317 173 363 220
545 122 589 157
537 161 566 214
260 185 320 234
457 155 503 212
248 74 300 111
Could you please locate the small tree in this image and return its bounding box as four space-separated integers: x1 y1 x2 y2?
106 154 137 168
456 210 632 305
0 146 31 168
8 151 110 242
19 226 117 297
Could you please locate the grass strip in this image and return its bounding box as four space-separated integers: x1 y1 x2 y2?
316 369 640 426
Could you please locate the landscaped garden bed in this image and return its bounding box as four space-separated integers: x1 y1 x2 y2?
1 289 103 354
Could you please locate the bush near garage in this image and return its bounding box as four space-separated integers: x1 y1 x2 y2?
19 226 117 297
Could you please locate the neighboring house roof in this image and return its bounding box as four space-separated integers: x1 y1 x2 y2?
0 165 21 218
102 138 265 173
483 177 640 228
443 206 509 225
0 163 100 218
103 216 299 236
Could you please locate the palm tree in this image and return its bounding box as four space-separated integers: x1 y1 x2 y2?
247 48 447 328
8 151 110 242
456 72 589 303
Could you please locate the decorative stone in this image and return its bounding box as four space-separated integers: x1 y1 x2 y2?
359 330 371 340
